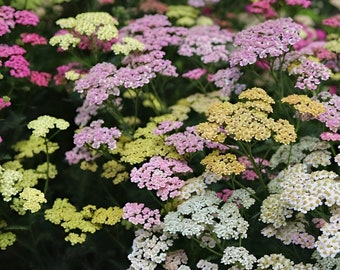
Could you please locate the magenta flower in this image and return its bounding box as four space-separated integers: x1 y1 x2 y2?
230 18 302 67
0 97 11 110
4 54 30 78
30 71 51 87
20 33 47 45
238 156 270 181
182 68 207 80
322 15 340 28
188 0 220 7
130 156 193 201
73 120 121 150
14 10 39 26
123 203 161 230
285 0 311 8
320 132 340 142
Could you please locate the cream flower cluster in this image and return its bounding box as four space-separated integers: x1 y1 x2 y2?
163 191 250 240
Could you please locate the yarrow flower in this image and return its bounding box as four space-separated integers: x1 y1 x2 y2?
196 87 297 144
281 94 326 117
123 203 161 229
188 0 220 7
29 71 51 87
20 33 47 45
163 191 249 239
27 115 69 137
317 93 340 132
177 25 233 64
73 120 121 150
130 156 192 201
209 67 246 96
221 246 257 269
230 18 302 67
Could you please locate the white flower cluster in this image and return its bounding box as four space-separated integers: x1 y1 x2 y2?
128 227 175 270
221 246 256 269
315 206 340 258
228 188 256 209
178 176 207 201
0 166 23 202
196 259 218 270
269 136 331 169
163 191 249 240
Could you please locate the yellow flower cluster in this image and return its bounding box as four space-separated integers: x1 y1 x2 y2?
27 115 69 138
101 160 129 184
13 135 59 159
201 150 246 176
112 37 145 55
57 12 118 40
10 186 47 216
166 5 200 26
45 198 123 245
50 12 119 50
196 87 297 144
117 123 180 164
0 220 16 250
49 33 80 51
281 94 326 117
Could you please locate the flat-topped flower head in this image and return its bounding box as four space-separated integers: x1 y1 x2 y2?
230 18 302 67
27 115 69 137
282 94 326 117
196 87 296 144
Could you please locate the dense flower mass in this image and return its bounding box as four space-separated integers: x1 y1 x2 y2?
230 18 302 66
1 0 340 269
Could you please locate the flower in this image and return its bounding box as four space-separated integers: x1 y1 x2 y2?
130 156 192 201
27 115 70 137
230 18 302 67
123 203 161 229
221 246 256 269
30 71 51 87
73 120 121 150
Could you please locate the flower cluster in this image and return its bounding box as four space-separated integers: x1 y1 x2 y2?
130 156 192 201
230 18 302 66
196 87 297 144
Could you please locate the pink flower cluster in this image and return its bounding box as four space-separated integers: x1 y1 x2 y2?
123 202 161 230
165 126 229 155
119 15 187 78
246 0 311 18
73 119 121 150
230 18 302 67
0 6 39 37
20 33 47 45
30 71 51 87
74 62 120 105
177 25 233 64
65 145 97 165
322 15 340 28
0 97 11 110
317 94 340 133
238 156 270 181
0 44 30 78
209 67 246 96
130 156 193 201
320 132 340 142
216 189 233 202
290 59 331 91
153 120 183 135
182 68 207 80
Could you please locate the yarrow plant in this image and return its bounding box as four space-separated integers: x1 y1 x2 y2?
0 0 340 269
